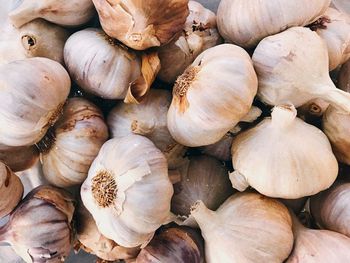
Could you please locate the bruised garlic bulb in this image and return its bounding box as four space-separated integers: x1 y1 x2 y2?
253 27 350 113
0 162 23 218
217 0 330 48
92 0 189 50
0 144 39 172
338 59 350 92
0 185 75 263
191 192 294 263
230 104 338 199
9 0 95 28
81 135 174 248
157 1 222 83
167 44 258 147
41 98 109 188
0 58 70 147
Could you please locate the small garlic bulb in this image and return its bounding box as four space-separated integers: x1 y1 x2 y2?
157 1 222 83
191 192 294 263
167 44 258 147
230 104 338 199
338 59 350 92
217 0 330 48
41 98 109 188
81 135 174 248
252 27 350 113
0 57 71 147
0 162 23 218
0 144 39 172
92 0 189 50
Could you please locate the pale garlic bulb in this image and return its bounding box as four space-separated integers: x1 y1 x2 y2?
167 44 258 147
191 192 294 263
338 58 350 92
157 1 222 83
252 27 350 113
217 0 330 48
0 144 39 172
0 58 71 147
81 135 174 248
92 0 189 50
230 104 338 199
9 0 96 28
41 98 109 188
332 0 350 16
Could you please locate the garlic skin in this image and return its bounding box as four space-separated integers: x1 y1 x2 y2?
81 135 174 248
157 1 222 83
167 44 258 147
9 0 96 28
191 192 294 263
332 0 350 16
253 27 350 113
298 99 330 120
230 105 338 199
0 162 23 218
0 58 71 147
338 59 350 92
41 98 109 188
92 0 189 50
217 0 330 48
0 144 39 172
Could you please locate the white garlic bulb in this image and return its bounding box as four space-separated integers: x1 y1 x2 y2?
230 104 338 199
81 135 174 248
217 0 330 48
41 98 109 188
167 44 258 147
191 192 294 263
0 58 71 147
157 1 222 83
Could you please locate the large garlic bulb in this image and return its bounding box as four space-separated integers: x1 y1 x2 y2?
0 58 71 147
167 44 258 147
41 98 109 188
252 27 350 113
217 0 330 48
191 192 294 263
338 58 350 92
9 0 96 28
230 104 338 199
81 135 174 248
157 1 222 83
92 0 189 50
0 144 39 172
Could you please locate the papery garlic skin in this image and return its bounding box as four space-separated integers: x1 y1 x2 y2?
81 135 174 248
167 44 258 147
158 1 222 83
231 105 338 199
0 58 70 147
332 0 350 16
41 98 109 188
191 192 293 263
92 0 189 50
0 144 39 172
217 0 330 48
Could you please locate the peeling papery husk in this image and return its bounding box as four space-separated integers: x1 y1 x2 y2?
331 0 350 16
92 0 189 50
338 59 350 92
0 144 39 172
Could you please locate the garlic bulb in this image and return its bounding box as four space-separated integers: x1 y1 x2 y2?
157 1 222 83
167 44 258 147
0 162 23 218
0 144 39 172
41 98 109 188
9 0 95 28
230 104 338 199
332 0 350 16
338 59 350 92
136 226 204 263
217 0 330 48
81 135 174 248
252 27 350 113
0 58 70 147
92 0 189 50
0 185 75 263
191 192 294 263
298 99 330 120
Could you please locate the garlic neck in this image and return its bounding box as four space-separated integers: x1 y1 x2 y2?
91 170 117 208
9 0 42 28
190 201 216 232
271 104 297 129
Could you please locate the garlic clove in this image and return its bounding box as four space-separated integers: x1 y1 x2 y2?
0 144 39 172
338 58 350 92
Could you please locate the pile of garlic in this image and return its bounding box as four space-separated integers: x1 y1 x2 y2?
1 0 350 262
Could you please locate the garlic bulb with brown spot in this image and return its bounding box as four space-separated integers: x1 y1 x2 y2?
191 192 294 263
338 58 350 92
81 135 174 248
0 144 39 172
167 44 258 147
157 1 222 83
0 57 70 147
253 27 350 113
230 104 338 199
40 98 109 188
92 0 189 50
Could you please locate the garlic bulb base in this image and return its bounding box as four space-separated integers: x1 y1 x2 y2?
91 171 117 208
229 171 249 192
